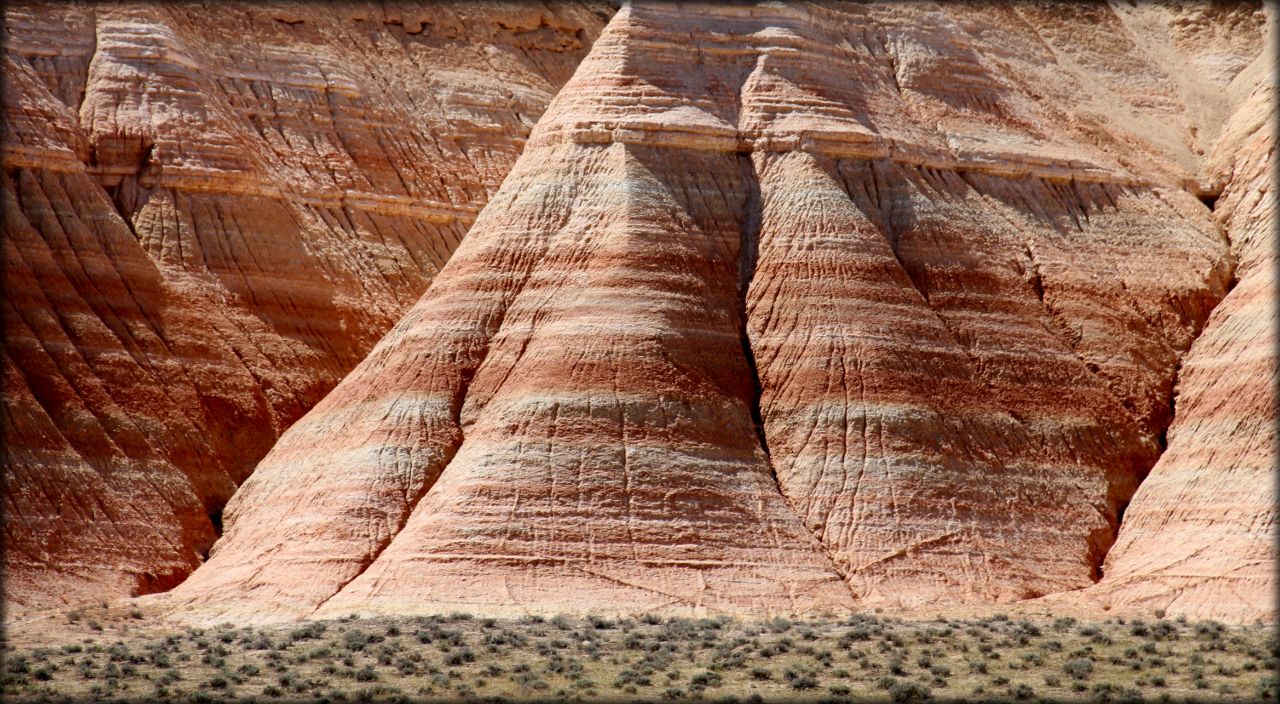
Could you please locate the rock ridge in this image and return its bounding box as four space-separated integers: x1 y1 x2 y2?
165 0 1264 623
2 0 612 611
1076 32 1278 622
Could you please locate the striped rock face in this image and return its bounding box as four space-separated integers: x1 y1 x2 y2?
168 1 1269 622
2 1 610 611
1084 60 1278 623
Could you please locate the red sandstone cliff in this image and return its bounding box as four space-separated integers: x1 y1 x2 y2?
163 1 1273 623
1083 46 1277 623
2 1 610 610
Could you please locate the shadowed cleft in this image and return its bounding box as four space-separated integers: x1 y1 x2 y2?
207 506 223 537
736 156 770 459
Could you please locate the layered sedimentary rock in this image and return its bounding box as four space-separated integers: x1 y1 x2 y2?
1086 53 1277 623
171 1 1266 622
2 1 609 610
169 133 857 622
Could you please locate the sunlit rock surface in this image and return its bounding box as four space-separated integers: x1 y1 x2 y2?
2 0 610 610
167 1 1271 623
1083 48 1277 623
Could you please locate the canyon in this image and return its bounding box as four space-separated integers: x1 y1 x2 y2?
3 1 1274 625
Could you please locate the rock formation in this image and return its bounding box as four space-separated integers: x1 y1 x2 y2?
1085 46 1277 623
167 1 1270 623
2 1 610 611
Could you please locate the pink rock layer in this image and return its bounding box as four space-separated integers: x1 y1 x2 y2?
1082 53 1277 623
2 1 610 611
169 1 1267 623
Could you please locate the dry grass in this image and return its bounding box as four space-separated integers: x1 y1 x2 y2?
2 607 1275 703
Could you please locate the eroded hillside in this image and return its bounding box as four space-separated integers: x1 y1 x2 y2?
2 0 612 610
161 1 1274 623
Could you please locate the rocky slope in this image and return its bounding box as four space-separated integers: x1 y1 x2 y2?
2 0 610 611
168 1 1269 623
1084 50 1277 623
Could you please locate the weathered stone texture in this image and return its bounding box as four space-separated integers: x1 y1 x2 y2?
1085 52 1277 623
168 1 1271 623
2 0 609 610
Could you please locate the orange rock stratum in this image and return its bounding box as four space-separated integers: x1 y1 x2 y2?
2 0 610 610
4 1 1275 624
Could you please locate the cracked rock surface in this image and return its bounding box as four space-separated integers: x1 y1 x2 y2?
1078 39 1277 623
2 0 611 611
163 2 1272 623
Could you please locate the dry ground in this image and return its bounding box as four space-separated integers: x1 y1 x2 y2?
2 604 1276 703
